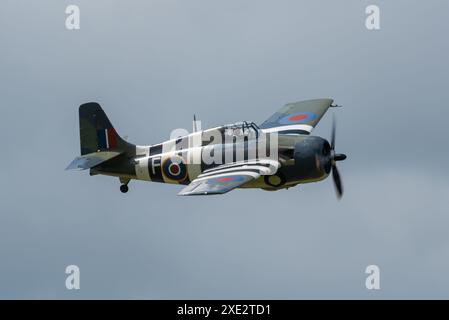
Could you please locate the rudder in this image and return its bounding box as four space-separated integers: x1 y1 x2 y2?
79 102 128 155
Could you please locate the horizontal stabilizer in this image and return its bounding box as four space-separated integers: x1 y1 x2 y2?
65 151 122 170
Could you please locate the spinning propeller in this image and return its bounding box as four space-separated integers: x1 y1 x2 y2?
329 115 347 199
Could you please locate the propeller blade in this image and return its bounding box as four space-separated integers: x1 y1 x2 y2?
332 165 343 199
328 114 346 199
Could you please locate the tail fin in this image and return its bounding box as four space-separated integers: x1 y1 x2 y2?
79 102 130 155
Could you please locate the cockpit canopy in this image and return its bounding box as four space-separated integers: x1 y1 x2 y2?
222 121 261 139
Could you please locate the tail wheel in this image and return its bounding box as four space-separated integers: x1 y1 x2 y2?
120 184 129 193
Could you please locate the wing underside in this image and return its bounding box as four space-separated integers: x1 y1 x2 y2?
179 160 279 196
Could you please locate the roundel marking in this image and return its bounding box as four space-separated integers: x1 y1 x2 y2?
207 175 245 184
279 112 317 125
162 156 187 181
168 163 180 175
288 114 308 122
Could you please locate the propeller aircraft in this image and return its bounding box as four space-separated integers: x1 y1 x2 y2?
66 99 347 197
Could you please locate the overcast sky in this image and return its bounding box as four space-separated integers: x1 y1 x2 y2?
0 0 448 299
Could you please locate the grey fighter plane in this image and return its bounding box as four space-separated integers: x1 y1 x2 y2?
66 99 347 197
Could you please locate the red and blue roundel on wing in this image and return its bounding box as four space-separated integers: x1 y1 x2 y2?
278 112 317 125
207 175 245 185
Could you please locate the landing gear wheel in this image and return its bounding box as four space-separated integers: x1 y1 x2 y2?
120 184 129 193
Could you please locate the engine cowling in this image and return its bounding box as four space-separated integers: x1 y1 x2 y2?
293 136 331 182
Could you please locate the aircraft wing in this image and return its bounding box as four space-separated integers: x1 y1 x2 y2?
179 160 279 196
65 151 122 170
259 98 334 135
